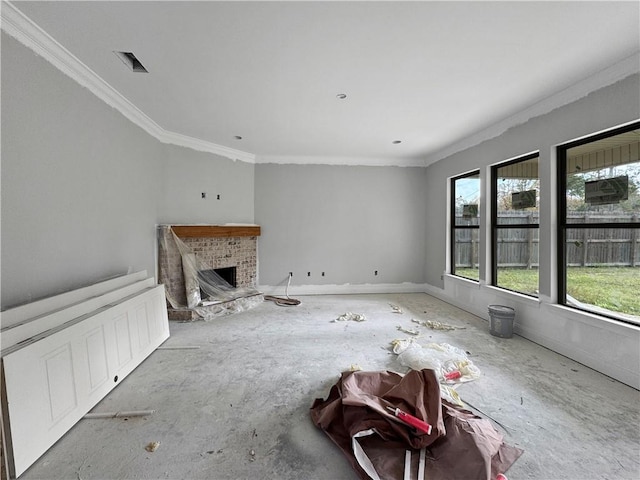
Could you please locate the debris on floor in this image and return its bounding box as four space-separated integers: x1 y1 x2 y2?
333 312 366 322
350 364 362 371
391 338 416 350
440 384 464 408
390 304 403 314
157 345 201 350
310 369 522 480
396 325 420 336
411 318 465 331
145 441 160 453
83 410 155 419
392 340 481 383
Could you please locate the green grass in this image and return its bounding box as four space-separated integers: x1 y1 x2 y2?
496 269 539 296
456 266 640 316
566 267 640 316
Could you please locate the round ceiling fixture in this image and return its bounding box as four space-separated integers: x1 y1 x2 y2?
336 93 347 100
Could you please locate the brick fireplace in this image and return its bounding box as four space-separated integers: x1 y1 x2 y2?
157 224 261 320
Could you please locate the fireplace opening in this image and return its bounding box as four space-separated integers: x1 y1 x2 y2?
198 267 237 289
215 267 237 287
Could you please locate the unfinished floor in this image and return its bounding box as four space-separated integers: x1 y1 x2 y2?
16 293 640 480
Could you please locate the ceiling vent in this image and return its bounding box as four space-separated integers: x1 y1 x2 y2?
114 51 148 73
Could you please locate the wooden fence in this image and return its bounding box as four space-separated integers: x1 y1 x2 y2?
455 213 639 268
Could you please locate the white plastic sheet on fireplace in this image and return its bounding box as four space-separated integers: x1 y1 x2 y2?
158 226 263 319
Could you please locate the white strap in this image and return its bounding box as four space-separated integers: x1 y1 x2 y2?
418 447 426 479
352 431 427 480
404 450 412 480
351 430 382 480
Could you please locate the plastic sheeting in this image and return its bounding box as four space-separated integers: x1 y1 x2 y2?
158 226 263 320
392 339 481 384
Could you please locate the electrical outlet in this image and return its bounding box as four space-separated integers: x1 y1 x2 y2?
374 270 378 276
289 272 293 277
322 272 325 276
201 192 207 199
216 194 221 200
307 272 311 277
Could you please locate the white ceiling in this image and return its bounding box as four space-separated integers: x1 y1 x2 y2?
6 1 640 166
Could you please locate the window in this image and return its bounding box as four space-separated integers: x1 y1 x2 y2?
558 122 640 324
491 153 540 296
451 171 480 281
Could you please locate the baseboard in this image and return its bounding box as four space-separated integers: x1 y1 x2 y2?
258 282 428 296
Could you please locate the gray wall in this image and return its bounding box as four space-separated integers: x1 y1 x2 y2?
1 34 256 309
254 163 427 287
158 145 254 225
1 34 163 308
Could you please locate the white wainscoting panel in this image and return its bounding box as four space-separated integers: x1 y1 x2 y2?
0 276 155 352
1 283 169 478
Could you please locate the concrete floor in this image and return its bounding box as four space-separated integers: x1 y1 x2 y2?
17 293 640 480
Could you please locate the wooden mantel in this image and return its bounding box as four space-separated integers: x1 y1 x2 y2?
170 225 261 238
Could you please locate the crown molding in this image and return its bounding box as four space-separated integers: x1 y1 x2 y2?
424 51 640 166
0 1 255 163
160 130 255 163
255 155 426 168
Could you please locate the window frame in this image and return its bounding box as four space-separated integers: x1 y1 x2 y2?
557 121 640 324
490 152 540 296
450 170 481 281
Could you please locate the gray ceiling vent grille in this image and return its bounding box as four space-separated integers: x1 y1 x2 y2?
114 51 148 73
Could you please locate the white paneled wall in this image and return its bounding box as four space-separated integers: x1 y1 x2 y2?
1 272 169 479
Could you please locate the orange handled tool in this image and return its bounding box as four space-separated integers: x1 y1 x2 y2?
386 406 432 435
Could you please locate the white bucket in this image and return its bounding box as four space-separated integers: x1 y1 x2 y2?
488 305 515 338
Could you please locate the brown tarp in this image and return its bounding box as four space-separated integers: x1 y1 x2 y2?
310 369 523 480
